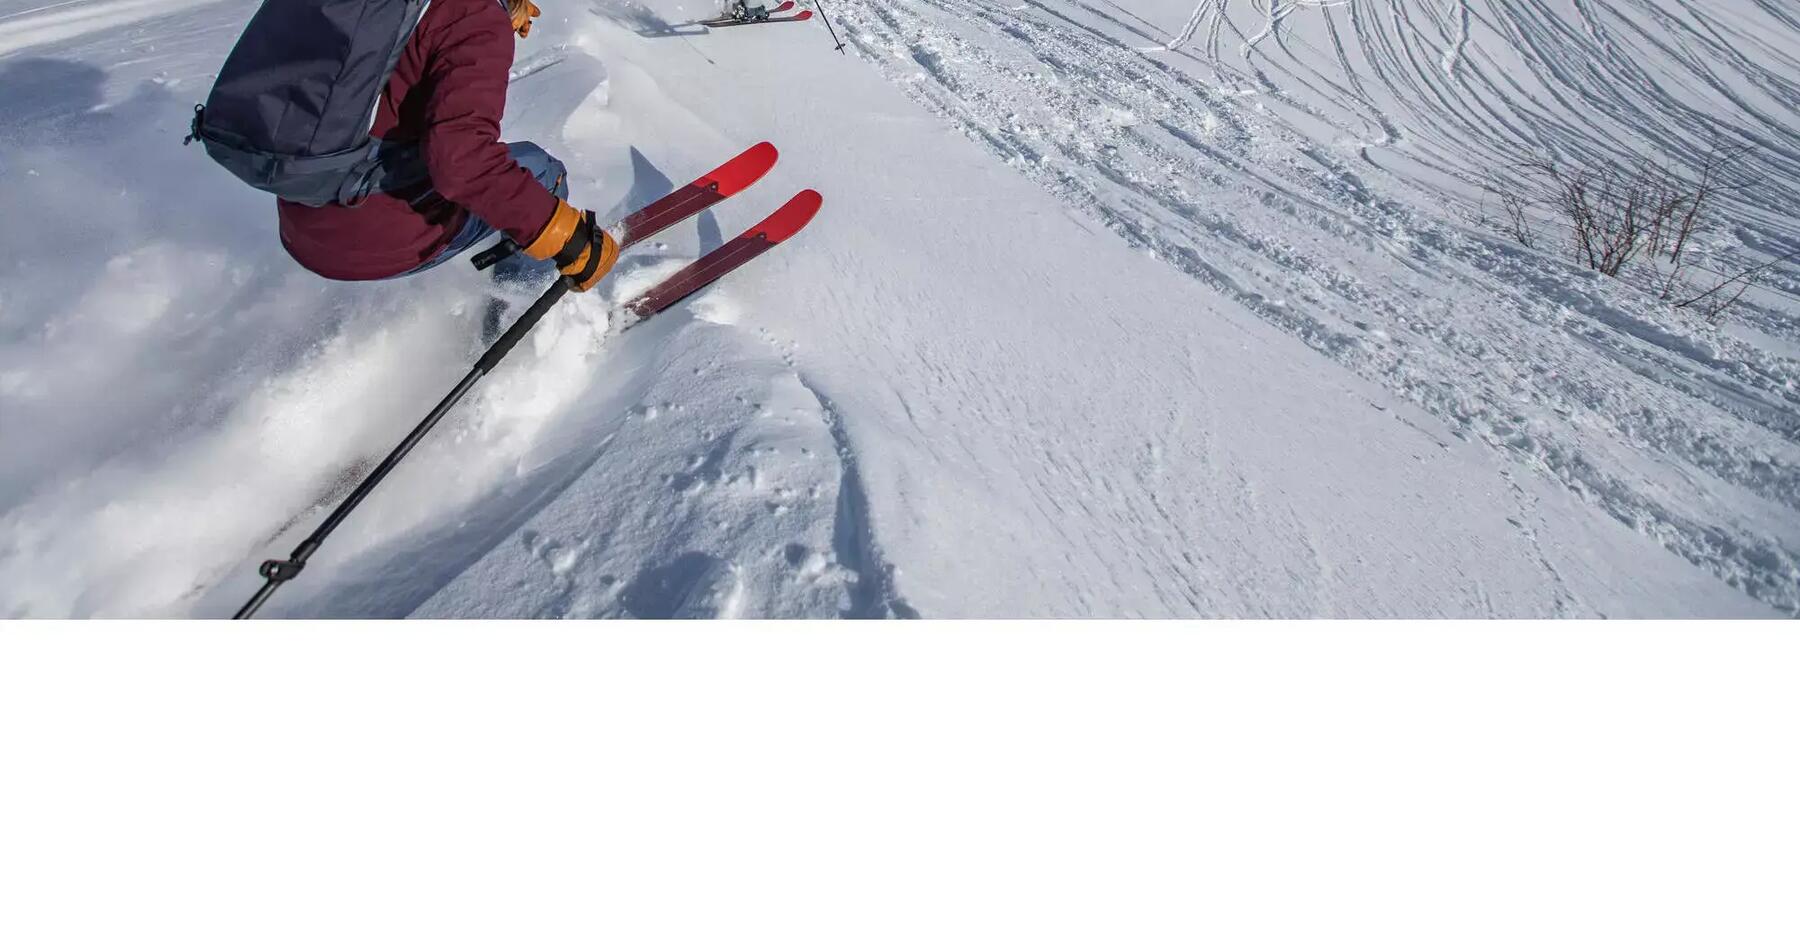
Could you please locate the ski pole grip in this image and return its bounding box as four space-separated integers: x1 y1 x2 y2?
476 278 571 373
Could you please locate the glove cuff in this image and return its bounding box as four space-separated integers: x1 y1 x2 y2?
564 227 618 292
524 200 582 260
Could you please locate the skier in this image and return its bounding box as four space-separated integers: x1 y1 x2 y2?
275 0 617 291
727 1 773 22
195 0 822 617
706 1 823 32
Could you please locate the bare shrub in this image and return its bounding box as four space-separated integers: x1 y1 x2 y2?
1663 253 1792 323
1479 140 1782 321
1485 142 1752 276
1494 184 1535 248
1522 156 1656 276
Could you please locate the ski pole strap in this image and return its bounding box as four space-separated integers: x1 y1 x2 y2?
564 213 610 281
470 238 520 270
551 211 600 267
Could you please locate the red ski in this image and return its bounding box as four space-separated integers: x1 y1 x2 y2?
470 142 778 270
624 189 823 320
613 141 779 247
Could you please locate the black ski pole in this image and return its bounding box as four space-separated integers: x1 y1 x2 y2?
813 0 847 53
232 276 574 619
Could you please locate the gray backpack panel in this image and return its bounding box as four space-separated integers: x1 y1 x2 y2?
190 0 433 207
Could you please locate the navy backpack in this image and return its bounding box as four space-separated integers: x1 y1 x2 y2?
188 0 433 207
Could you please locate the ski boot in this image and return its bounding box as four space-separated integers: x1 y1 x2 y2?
729 1 772 22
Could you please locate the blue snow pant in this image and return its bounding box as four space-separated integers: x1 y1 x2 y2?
396 141 568 284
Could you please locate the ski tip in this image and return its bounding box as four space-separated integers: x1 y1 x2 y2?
704 141 780 196
794 9 813 20
752 189 823 243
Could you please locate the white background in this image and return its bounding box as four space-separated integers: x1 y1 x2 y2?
2 622 1795 929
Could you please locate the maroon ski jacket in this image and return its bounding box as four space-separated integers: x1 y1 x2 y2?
277 0 559 280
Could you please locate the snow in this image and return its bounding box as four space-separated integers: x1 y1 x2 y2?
0 0 1792 616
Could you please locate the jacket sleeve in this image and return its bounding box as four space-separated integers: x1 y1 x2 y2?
419 3 560 245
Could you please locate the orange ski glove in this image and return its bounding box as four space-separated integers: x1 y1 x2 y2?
525 201 619 292
506 0 541 37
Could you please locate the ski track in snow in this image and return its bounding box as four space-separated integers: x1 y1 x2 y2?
0 0 227 57
1440 0 1467 75
829 0 1800 611
1151 0 1219 52
0 0 1793 615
